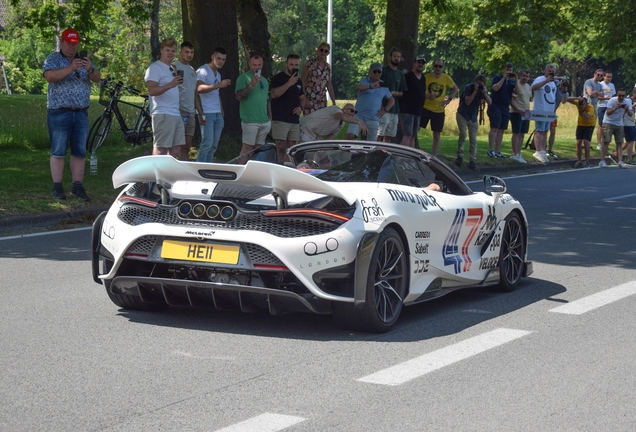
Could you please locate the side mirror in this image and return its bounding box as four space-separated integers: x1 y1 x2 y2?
483 176 507 195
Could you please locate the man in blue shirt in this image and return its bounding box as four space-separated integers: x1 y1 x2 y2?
43 28 101 201
346 62 394 141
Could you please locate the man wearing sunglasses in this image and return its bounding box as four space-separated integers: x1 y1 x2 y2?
145 37 185 157
600 89 632 167
420 59 459 156
400 56 427 148
346 62 394 141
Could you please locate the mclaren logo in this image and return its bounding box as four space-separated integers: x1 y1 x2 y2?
184 230 216 238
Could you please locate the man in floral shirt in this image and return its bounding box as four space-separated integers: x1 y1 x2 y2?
43 28 100 201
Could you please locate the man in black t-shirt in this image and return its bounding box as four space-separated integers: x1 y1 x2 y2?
270 54 305 163
455 75 491 169
399 56 427 147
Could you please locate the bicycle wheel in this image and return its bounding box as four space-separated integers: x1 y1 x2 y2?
137 115 153 146
87 114 113 153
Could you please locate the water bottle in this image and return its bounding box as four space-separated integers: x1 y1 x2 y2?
182 115 189 124
90 152 98 175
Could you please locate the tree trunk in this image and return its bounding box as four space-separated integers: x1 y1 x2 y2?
150 0 161 61
182 0 241 136
383 0 420 68
236 0 272 78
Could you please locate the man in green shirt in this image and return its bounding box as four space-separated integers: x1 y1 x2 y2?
235 53 271 158
378 48 407 142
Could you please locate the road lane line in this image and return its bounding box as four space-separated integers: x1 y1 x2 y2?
549 281 636 315
0 226 91 241
603 193 636 201
357 328 531 386
214 413 306 432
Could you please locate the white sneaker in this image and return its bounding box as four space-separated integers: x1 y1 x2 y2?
540 151 549 163
533 151 544 163
618 161 625 168
596 145 602 150
599 160 608 168
517 155 527 164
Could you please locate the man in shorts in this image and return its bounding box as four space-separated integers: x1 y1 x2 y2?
566 96 596 168
420 59 458 156
487 62 519 158
173 41 204 161
509 69 531 163
377 48 407 142
270 54 305 163
400 56 427 147
600 89 632 168
235 53 271 158
145 37 185 156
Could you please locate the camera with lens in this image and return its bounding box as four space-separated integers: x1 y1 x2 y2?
478 84 485 91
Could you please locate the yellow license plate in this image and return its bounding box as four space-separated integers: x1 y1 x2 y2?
161 240 240 264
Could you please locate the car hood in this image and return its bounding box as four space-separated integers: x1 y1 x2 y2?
112 156 356 205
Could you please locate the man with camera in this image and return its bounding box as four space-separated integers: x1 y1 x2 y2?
145 38 185 157
487 62 520 159
43 28 100 201
236 53 271 159
455 75 491 170
600 89 632 168
531 64 561 163
270 54 305 163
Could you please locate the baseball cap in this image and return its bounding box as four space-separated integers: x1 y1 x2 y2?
370 62 382 71
415 56 426 62
61 28 80 43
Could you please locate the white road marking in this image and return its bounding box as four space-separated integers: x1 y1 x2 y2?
549 281 636 315
214 413 306 432
357 328 531 386
603 193 636 201
0 226 91 241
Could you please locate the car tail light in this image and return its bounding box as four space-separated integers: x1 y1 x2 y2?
262 209 351 224
119 196 158 208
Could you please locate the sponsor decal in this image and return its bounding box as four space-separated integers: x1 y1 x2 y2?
480 205 497 231
499 194 516 204
300 257 346 269
489 234 501 252
474 231 489 246
385 188 444 211
415 231 430 239
102 219 115 239
442 208 484 274
361 198 385 223
304 238 339 256
479 257 499 270
414 243 429 254
413 259 429 274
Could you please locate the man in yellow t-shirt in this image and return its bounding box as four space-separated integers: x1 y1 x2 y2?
420 59 458 156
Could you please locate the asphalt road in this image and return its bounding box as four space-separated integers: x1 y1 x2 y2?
1 166 635 431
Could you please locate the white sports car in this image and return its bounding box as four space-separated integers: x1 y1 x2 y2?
92 141 532 332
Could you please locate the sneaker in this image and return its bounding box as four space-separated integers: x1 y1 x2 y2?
547 150 558 159
487 149 496 158
596 144 602 150
598 160 608 168
626 160 636 165
533 151 545 163
71 185 91 202
468 161 476 170
573 161 582 169
608 153 618 164
541 151 550 163
582 161 591 168
52 184 66 200
454 157 463 167
495 152 507 158
618 161 625 168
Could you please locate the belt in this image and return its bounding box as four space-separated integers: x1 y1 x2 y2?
55 107 89 112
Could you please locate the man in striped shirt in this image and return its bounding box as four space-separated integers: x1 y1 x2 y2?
300 104 367 142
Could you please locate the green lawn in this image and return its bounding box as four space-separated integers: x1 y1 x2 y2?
0 94 590 218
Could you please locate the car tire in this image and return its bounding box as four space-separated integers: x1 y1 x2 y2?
333 227 408 333
103 259 169 312
498 213 526 292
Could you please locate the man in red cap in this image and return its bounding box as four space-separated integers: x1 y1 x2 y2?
42 28 100 201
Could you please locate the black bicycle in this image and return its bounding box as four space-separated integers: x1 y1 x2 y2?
87 77 153 153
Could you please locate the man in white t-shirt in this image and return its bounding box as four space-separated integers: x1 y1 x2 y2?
600 89 633 168
531 63 558 163
510 69 531 163
144 38 184 156
196 47 231 163
596 70 616 149
173 41 204 161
